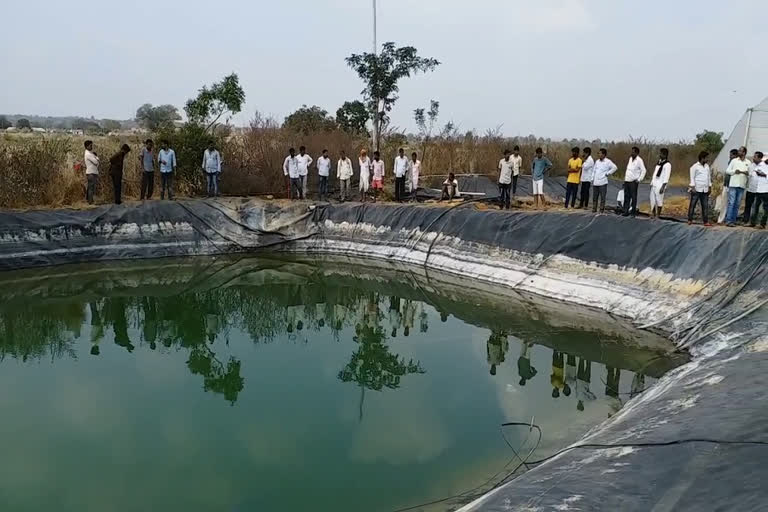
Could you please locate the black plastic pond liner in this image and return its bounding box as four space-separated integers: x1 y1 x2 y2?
0 198 767 511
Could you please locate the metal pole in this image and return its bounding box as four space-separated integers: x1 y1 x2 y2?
372 0 379 152
372 0 377 54
743 108 753 149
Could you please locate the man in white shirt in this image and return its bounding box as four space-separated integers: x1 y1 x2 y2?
510 145 523 196
649 148 672 219
592 148 618 214
316 149 332 201
725 146 751 226
297 146 313 199
441 173 460 201
688 150 712 225
283 147 301 200
394 147 410 202
498 149 515 210
84 140 100 205
410 152 421 200
579 147 595 209
158 140 177 200
622 146 646 217
743 152 762 223
202 141 222 197
748 151 768 228
337 150 354 202
371 151 385 202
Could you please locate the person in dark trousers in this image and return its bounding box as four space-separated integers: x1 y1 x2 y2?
517 341 537 386
744 151 764 223
579 147 594 208
749 152 768 228
498 149 514 209
565 146 582 208
688 151 712 225
83 140 100 205
510 146 522 196
622 146 646 217
138 139 155 199
157 140 177 200
109 144 131 204
316 149 331 201
592 149 618 213
441 173 460 200
283 147 301 200
393 147 409 202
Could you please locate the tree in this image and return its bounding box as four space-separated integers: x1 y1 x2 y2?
16 118 31 130
695 130 725 154
135 103 181 132
336 100 370 135
345 42 440 149
185 73 245 132
283 105 337 135
72 118 102 134
414 99 440 161
102 119 122 132
0 116 10 130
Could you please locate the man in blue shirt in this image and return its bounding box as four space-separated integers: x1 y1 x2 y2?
531 147 553 209
158 140 177 200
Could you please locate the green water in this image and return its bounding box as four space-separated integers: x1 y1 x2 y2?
0 256 683 511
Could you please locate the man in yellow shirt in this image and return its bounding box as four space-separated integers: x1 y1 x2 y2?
565 146 582 208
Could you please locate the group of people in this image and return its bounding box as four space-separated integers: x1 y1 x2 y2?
282 146 422 202
722 146 768 228
82 139 224 204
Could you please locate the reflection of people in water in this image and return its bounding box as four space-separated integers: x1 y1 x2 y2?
403 300 415 338
564 354 576 397
440 312 449 323
605 366 623 415
486 330 509 376
517 341 537 386
108 297 134 353
141 297 158 350
630 373 646 399
576 358 596 412
389 296 402 337
89 302 103 355
550 350 564 398
419 305 428 333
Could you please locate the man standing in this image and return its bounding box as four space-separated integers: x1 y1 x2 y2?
688 151 712 226
565 147 582 208
530 147 553 209
592 148 618 213
283 147 301 200
749 152 768 228
297 146 313 199
649 148 672 219
394 147 409 202
316 149 331 201
622 146 646 217
109 144 131 205
718 148 739 224
84 140 100 205
744 152 762 223
498 149 514 210
371 151 385 202
510 145 523 196
410 152 421 200
158 140 177 200
725 146 750 226
337 150 353 202
139 139 155 200
202 141 222 197
579 147 594 208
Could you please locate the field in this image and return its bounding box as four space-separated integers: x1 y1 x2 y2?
0 125 702 209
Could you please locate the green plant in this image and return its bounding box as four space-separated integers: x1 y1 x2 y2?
283 105 337 135
135 104 181 132
184 73 245 133
336 100 370 135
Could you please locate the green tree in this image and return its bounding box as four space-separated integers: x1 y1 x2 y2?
135 103 181 132
16 118 31 130
414 99 440 161
185 73 245 132
283 105 337 135
336 100 370 135
694 130 725 154
0 115 11 130
345 42 440 149
102 119 122 132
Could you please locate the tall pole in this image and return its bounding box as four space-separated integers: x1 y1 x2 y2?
372 0 380 152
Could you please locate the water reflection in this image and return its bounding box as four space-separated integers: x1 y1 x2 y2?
0 259 670 410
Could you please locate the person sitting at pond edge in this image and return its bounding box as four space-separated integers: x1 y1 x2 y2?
108 144 130 205
531 147 553 210
688 151 712 226
283 147 302 200
565 147 582 209
517 340 537 386
650 148 672 219
139 139 155 200
202 141 222 198
441 173 460 201
622 146 646 217
158 140 177 200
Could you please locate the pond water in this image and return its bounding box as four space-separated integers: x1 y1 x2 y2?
0 256 684 512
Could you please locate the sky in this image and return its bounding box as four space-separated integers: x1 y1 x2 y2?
2 0 767 141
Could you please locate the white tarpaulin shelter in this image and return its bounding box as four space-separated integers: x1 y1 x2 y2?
713 96 768 173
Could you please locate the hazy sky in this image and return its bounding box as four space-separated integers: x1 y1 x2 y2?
2 0 766 140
